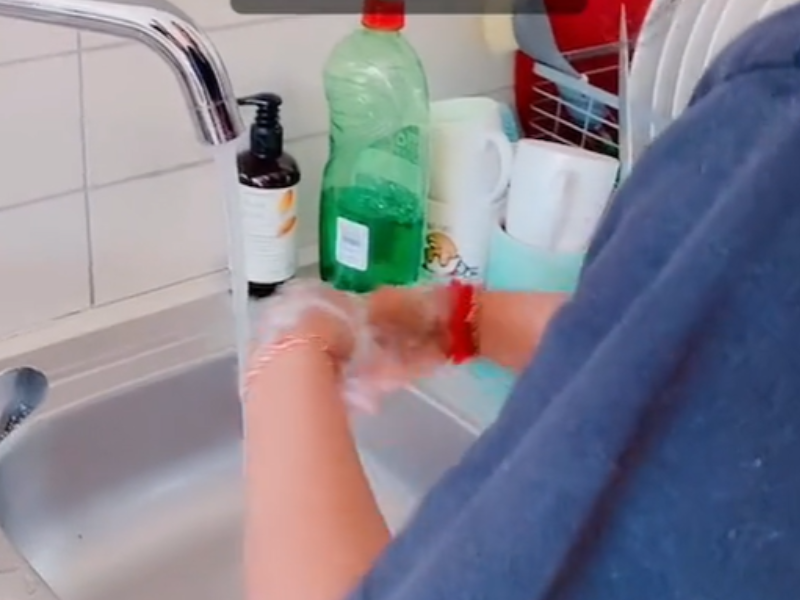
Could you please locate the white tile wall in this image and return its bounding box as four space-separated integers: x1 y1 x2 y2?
0 9 512 339
0 54 83 207
89 163 228 304
0 194 90 339
0 19 76 63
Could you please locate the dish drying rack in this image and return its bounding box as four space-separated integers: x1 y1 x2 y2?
467 19 640 403
470 33 635 405
515 15 636 178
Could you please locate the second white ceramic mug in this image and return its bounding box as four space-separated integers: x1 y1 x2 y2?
505 139 619 252
430 97 514 210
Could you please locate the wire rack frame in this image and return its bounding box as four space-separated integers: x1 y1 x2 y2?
528 61 620 152
525 43 624 156
524 7 663 183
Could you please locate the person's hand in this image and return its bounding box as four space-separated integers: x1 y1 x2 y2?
363 285 450 385
248 279 452 411
251 279 361 364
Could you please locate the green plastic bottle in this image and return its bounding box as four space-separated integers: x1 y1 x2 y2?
318 0 430 293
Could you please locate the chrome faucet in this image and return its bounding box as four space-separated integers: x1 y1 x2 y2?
0 0 245 145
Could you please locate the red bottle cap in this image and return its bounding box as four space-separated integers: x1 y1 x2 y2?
361 0 405 31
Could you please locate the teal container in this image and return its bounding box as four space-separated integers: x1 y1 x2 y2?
464 222 585 421
485 222 584 293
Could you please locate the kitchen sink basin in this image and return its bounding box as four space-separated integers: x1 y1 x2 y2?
0 355 478 600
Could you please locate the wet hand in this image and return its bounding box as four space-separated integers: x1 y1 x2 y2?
249 280 454 411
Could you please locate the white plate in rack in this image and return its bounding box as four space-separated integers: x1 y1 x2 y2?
758 0 798 20
671 0 728 117
702 0 770 70
627 0 677 160
650 0 707 135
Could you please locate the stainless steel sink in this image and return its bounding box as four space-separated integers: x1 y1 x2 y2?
0 355 478 600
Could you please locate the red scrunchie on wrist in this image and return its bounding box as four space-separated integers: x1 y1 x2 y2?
446 279 479 364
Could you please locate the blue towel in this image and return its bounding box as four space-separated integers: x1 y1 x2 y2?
349 5 800 600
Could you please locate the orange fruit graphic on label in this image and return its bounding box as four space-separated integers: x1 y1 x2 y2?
278 189 295 214
425 231 458 268
278 215 297 237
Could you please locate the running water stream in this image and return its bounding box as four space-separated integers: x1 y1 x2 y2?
212 138 250 390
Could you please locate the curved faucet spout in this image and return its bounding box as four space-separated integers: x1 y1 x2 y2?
0 0 245 145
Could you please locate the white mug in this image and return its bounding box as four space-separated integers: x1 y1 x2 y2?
430 97 514 209
505 139 619 252
423 198 494 283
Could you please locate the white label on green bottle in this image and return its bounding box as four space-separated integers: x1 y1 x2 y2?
335 217 369 271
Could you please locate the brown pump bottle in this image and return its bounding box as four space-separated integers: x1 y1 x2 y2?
237 93 302 298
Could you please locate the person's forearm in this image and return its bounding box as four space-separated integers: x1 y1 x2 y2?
245 344 390 600
475 290 567 372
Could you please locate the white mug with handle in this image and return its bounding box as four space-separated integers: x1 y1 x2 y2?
423 197 495 283
430 97 514 209
505 139 619 253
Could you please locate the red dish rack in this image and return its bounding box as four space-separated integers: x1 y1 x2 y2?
513 0 652 157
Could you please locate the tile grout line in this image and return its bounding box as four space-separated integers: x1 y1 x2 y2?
89 269 228 309
0 47 76 69
0 84 512 214
0 15 305 69
53 240 319 312
76 32 96 306
0 129 330 215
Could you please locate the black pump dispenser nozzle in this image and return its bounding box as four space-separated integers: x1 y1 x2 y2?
237 92 284 160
